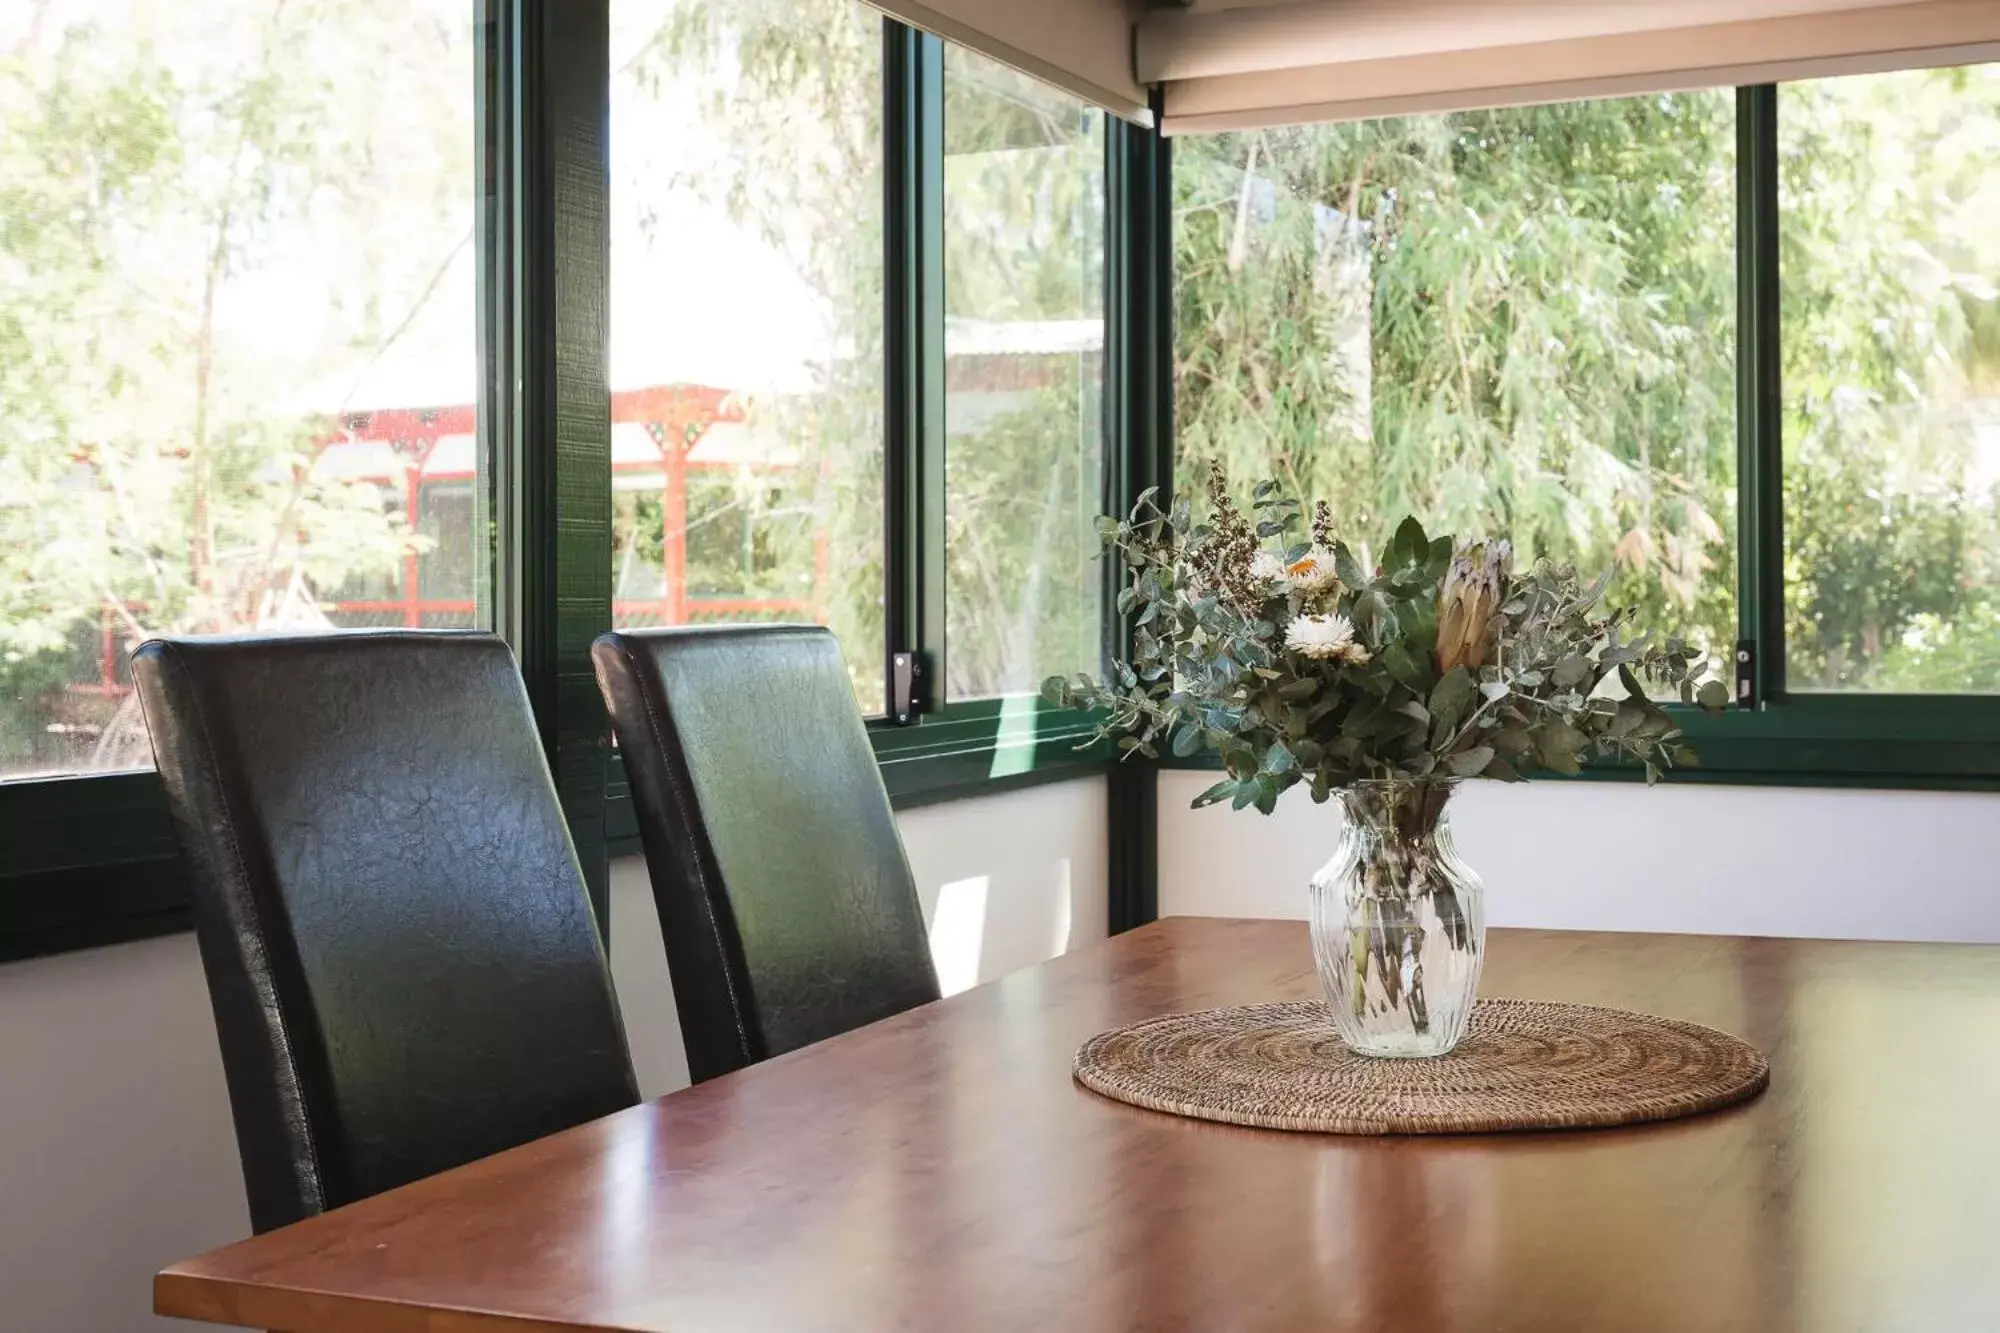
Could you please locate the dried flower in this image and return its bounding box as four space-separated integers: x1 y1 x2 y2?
1285 613 1371 664
1437 539 1512 673
1191 463 1266 611
1250 551 1287 584
1311 500 1336 549
1285 548 1343 598
1046 485 1722 807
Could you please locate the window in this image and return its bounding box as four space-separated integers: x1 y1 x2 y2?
608 0 886 707
0 0 486 780
1779 64 2000 694
1169 73 2000 783
1173 96 1740 683
941 47 1107 699
0 9 1122 962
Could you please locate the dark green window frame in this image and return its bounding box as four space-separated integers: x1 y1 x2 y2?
1632 83 2000 791
0 8 1137 963
1155 79 2000 799
10 47 1995 964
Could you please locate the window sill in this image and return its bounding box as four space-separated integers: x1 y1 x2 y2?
1155 696 2000 794
607 695 1110 854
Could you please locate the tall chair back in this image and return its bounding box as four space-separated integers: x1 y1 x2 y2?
133 631 637 1233
592 625 939 1082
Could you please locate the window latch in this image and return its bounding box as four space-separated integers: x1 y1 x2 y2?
890 651 928 726
1735 638 1756 709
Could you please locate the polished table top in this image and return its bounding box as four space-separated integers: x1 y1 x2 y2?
157 917 2000 1332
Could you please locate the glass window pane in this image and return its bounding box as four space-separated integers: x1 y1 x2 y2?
942 46 1106 698
609 0 884 708
1780 64 2000 693
0 1 486 780
1173 96 1739 686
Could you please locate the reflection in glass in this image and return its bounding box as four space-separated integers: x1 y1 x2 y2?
942 47 1106 699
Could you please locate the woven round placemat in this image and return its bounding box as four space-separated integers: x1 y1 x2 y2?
1073 999 1768 1135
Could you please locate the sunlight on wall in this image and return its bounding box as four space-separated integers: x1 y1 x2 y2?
929 874 991 996
1049 857 1074 958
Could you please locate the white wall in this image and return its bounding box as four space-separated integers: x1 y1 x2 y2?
1159 770 2000 943
0 776 1106 1331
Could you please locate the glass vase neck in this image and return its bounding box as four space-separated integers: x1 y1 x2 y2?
1336 777 1460 839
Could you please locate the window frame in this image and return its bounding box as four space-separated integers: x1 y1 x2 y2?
10 47 1996 966
1675 81 2000 790
0 8 1125 963
1154 78 2000 797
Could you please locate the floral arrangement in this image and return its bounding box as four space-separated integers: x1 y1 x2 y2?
1043 466 1730 811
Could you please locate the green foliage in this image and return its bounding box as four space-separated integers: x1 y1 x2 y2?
1046 469 1723 808
625 13 1104 700
1174 96 1740 683
1175 72 2000 698
1 1 469 770
1777 67 2000 690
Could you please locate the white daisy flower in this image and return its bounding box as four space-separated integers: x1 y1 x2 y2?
1285 612 1371 664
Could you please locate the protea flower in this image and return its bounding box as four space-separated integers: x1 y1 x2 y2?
1436 539 1512 673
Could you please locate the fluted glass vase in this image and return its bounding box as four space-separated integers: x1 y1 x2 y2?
1309 778 1486 1058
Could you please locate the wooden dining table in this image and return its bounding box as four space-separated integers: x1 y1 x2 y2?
156 915 2000 1332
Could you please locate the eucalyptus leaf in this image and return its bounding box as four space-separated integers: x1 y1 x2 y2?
1447 745 1495 777
1388 516 1429 570
1428 667 1476 728
1331 541 1368 588
1381 642 1430 692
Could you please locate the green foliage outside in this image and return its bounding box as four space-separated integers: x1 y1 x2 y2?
1 1 470 773
1778 67 2000 690
623 4 1106 703
1177 70 2000 697
4 0 1996 784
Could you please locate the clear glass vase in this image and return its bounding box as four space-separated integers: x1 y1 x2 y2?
1309 778 1486 1058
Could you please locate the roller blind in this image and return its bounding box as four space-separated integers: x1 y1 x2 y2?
1140 0 2000 134
866 0 1151 123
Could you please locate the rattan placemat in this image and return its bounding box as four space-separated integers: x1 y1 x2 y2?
1073 999 1768 1135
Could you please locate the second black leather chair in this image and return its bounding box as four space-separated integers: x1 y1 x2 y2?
133 631 638 1234
593 624 940 1082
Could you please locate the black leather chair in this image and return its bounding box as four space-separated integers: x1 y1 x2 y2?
132 631 638 1234
592 624 940 1083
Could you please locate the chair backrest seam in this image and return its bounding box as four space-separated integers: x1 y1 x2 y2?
611 637 758 1067
159 642 330 1218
